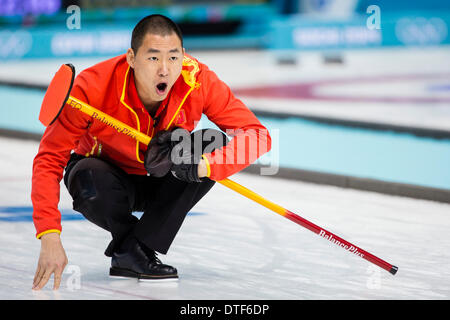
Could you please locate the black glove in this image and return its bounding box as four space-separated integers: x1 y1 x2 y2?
144 130 174 177
170 132 202 183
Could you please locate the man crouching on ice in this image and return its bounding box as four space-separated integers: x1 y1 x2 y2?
31 14 271 290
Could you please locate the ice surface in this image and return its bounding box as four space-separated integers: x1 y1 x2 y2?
0 137 449 300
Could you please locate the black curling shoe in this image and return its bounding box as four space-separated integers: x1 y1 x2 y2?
109 237 178 281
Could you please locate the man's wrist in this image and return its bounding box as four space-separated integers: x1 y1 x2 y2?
39 231 61 241
197 158 208 178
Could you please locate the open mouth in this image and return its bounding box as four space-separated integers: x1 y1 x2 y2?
156 82 168 95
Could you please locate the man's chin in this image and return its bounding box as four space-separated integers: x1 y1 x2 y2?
154 87 169 100
154 94 166 102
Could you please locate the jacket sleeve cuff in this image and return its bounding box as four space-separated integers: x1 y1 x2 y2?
36 229 61 239
201 154 211 178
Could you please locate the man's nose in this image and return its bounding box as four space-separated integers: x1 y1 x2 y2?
158 60 169 77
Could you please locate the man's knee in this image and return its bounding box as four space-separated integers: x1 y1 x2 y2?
68 168 104 215
66 160 132 217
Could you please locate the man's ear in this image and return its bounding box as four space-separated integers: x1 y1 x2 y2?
126 48 135 68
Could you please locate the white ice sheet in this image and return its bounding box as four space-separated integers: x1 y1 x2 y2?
0 137 449 300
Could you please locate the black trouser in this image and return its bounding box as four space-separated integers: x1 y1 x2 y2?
64 129 227 257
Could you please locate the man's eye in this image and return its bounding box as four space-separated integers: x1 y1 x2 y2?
170 57 178 61
149 57 158 61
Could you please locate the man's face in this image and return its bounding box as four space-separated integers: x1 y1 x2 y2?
127 32 184 107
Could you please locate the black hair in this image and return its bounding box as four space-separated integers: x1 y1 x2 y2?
131 14 183 53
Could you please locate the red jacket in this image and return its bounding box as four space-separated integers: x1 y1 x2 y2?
32 53 271 239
